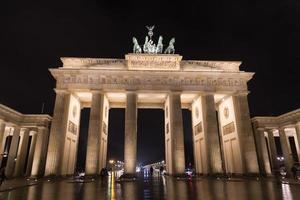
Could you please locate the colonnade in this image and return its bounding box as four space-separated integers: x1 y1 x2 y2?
45 89 259 177
0 116 50 178
253 121 300 176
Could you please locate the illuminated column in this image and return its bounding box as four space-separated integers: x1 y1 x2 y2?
166 92 185 175
5 126 21 177
295 122 300 161
233 95 259 174
124 92 137 175
201 94 223 174
45 90 70 176
85 91 104 175
14 128 30 177
26 133 37 176
253 128 271 175
279 127 293 177
31 127 49 176
266 129 278 173
0 120 5 153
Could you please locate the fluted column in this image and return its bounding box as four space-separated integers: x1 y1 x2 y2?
279 127 293 177
266 130 278 173
124 92 137 175
295 122 300 161
5 126 21 177
45 90 70 176
253 128 271 175
31 127 49 177
168 92 185 175
0 120 5 154
14 128 30 177
85 91 104 175
233 95 259 174
201 94 223 174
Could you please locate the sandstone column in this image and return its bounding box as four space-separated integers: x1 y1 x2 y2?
279 127 293 177
14 128 30 177
124 92 137 176
45 90 70 176
0 120 5 153
232 95 259 174
5 126 21 177
31 127 49 177
168 92 185 175
295 122 300 161
201 94 223 174
85 91 104 175
253 128 271 175
266 129 279 173
26 133 37 176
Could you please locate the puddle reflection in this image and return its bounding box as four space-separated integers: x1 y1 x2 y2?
0 176 299 200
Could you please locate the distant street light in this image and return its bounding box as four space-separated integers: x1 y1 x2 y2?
109 160 115 164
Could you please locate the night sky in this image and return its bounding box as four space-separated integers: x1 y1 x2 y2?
1 1 300 168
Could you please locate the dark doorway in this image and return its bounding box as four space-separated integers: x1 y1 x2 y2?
288 136 299 163
75 108 90 173
107 108 125 163
137 109 164 166
23 136 32 174
274 136 283 157
182 109 194 168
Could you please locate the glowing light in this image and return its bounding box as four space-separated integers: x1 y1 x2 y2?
109 160 115 164
136 167 141 172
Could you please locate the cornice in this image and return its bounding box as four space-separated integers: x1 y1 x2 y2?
251 108 300 128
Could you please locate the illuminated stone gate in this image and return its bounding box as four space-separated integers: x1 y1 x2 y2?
44 53 259 176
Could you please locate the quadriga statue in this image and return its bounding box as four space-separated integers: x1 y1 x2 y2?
164 38 175 54
132 37 142 53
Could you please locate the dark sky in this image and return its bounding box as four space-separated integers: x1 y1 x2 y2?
1 0 300 167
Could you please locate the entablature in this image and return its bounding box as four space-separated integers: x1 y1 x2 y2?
60 54 242 72
50 68 253 93
252 108 300 129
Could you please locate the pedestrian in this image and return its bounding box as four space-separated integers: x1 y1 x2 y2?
0 166 6 186
150 166 154 176
160 166 164 176
291 163 298 179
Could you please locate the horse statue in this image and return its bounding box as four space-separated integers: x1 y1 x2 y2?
156 36 163 54
132 37 142 53
164 37 175 54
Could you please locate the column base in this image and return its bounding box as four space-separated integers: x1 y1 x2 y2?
165 173 190 178
119 173 138 180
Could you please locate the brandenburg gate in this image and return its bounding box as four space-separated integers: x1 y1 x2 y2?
45 27 259 177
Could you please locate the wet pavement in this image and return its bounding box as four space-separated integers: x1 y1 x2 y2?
0 175 300 200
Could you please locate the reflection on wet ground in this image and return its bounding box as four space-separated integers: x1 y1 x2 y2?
1 175 300 200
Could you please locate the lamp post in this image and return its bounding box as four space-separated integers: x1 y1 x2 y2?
109 160 115 176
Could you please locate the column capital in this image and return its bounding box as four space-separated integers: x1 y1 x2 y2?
125 90 137 94
54 89 70 95
11 124 20 129
257 127 266 132
37 126 47 131
90 90 103 94
232 91 250 96
278 127 286 134
167 90 182 95
201 91 215 96
21 127 31 132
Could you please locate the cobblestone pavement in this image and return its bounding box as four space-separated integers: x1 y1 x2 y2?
0 175 300 200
